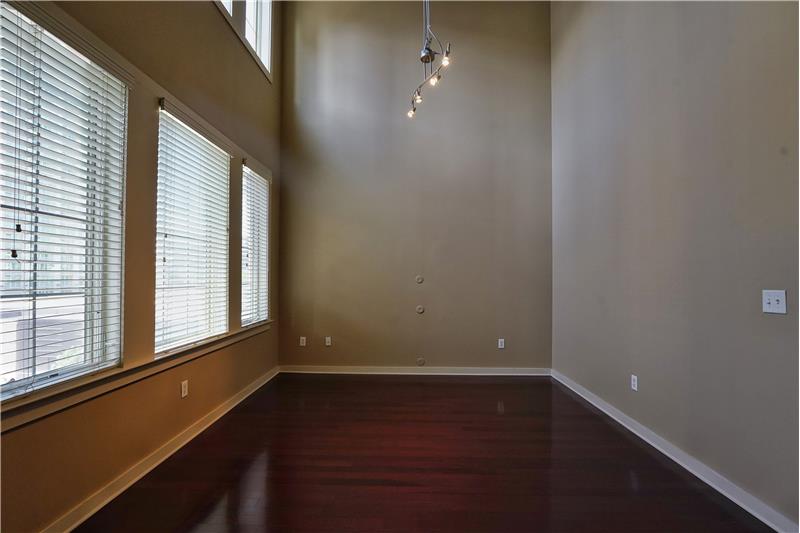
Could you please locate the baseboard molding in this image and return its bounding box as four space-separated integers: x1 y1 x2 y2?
42 365 281 533
39 365 794 533
279 365 551 376
550 370 797 533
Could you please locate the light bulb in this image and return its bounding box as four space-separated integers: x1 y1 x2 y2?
414 92 423 104
407 108 416 118
430 74 440 87
442 55 450 67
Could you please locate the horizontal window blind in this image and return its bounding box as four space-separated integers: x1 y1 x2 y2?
0 3 128 399
155 109 229 353
241 165 268 326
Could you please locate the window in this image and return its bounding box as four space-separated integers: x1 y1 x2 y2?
155 109 229 354
215 0 272 78
245 0 272 71
241 166 268 326
0 4 128 399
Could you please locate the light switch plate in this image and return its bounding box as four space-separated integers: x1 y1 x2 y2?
324 336 332 346
180 380 189 398
299 336 307 347
497 338 505 349
762 290 787 314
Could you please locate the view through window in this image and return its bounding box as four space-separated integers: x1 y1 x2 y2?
0 3 128 398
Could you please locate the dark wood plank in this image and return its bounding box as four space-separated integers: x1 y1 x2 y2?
76 375 772 532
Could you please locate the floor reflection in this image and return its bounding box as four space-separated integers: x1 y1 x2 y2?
76 375 771 533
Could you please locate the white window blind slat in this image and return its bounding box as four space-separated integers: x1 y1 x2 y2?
0 3 128 400
241 165 268 327
155 109 229 354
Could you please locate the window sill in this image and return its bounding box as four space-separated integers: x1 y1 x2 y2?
1 321 273 432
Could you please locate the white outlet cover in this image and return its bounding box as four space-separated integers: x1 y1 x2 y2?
299 336 307 347
762 290 787 314
180 380 189 398
498 338 505 349
630 374 638 392
325 336 332 346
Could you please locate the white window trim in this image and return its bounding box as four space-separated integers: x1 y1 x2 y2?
214 0 273 83
0 0 276 416
239 159 272 330
1 1 130 401
154 104 232 357
5 1 137 88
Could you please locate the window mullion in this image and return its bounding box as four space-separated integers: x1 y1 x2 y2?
1 3 127 399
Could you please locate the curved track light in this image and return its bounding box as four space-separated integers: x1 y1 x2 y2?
407 0 452 118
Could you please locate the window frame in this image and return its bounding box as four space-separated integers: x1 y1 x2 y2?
0 1 130 401
1 0 275 421
214 0 273 83
239 162 271 329
153 105 232 358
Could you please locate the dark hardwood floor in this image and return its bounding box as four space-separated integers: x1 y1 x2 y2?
76 374 771 532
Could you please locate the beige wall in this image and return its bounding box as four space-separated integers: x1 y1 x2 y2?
279 1 552 369
3 1 797 530
1 2 281 531
551 1 798 520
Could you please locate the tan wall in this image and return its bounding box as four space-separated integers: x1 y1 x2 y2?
279 1 552 369
1 2 281 531
551 1 798 520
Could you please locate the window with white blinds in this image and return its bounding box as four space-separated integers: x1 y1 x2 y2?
241 165 268 326
155 109 229 354
0 4 128 399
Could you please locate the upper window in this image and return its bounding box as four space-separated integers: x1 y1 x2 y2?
241 166 269 326
155 110 230 354
215 0 272 79
0 4 128 399
245 0 272 71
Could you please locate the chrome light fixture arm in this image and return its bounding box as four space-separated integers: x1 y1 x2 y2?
407 0 452 118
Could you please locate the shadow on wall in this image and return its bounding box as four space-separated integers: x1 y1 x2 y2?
279 1 552 370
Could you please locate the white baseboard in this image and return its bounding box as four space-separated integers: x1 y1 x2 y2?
43 366 280 533
279 365 551 376
550 370 797 533
40 365 794 533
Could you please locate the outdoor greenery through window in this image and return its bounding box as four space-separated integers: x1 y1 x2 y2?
0 3 128 399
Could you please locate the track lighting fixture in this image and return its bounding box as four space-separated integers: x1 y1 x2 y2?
407 0 451 118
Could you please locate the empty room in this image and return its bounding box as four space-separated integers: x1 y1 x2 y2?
0 1 797 532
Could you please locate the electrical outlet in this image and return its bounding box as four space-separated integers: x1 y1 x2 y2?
630 374 638 392
324 336 332 347
180 380 189 398
299 336 307 347
497 338 505 349
762 290 787 314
